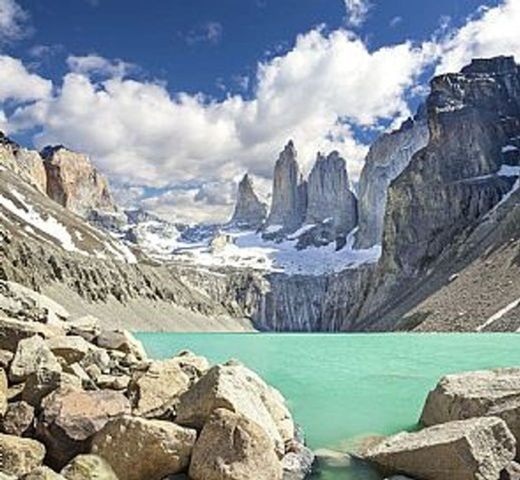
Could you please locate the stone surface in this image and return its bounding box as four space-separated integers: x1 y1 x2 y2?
36 388 130 468
0 401 34 436
420 368 520 453
0 367 7 416
0 349 13 370
365 417 516 480
60 454 118 480
20 466 65 479
95 330 147 360
91 415 196 480
265 141 307 233
229 173 267 229
46 336 93 365
40 145 117 217
128 359 190 418
68 316 101 343
355 112 429 249
0 317 64 352
22 369 82 407
305 151 357 236
189 408 283 480
0 433 46 476
9 336 62 383
282 442 315 480
176 363 294 455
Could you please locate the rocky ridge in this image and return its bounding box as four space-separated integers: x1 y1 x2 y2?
229 173 267 229
0 280 313 479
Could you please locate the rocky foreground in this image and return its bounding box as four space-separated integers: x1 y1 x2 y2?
0 280 313 479
363 368 520 480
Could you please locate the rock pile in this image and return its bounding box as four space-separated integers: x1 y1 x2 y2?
0 280 313 479
362 368 520 480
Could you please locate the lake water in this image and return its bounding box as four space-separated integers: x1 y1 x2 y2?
137 333 520 479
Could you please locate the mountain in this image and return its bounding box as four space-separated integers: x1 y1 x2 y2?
1 56 519 333
229 173 267 229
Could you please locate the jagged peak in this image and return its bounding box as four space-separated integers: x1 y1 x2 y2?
279 139 297 163
40 144 73 160
461 55 517 75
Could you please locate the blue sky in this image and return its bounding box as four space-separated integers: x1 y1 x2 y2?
0 0 518 222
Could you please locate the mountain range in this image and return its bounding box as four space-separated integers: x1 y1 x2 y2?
1 56 519 333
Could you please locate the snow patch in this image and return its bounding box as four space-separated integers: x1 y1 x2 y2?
502 145 518 153
477 297 520 332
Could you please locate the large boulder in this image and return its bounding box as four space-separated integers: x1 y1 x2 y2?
36 388 130 468
95 330 146 360
0 317 64 352
68 316 101 343
176 363 294 456
60 454 118 480
364 417 516 480
0 433 46 476
0 401 35 436
421 369 520 451
189 408 283 480
9 335 62 383
91 415 196 480
128 359 190 418
22 369 82 407
45 336 93 365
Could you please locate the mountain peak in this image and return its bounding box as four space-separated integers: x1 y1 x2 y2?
229 173 267 229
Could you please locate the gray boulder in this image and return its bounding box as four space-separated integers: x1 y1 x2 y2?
0 401 34 436
365 417 516 480
0 433 46 476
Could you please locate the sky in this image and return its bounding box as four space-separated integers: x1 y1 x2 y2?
1 0 520 223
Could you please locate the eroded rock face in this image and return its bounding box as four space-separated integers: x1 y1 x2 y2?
306 151 357 236
189 408 283 480
365 417 516 480
355 113 429 249
40 145 117 218
265 141 307 232
0 133 47 194
230 174 267 229
420 368 520 452
91 415 196 480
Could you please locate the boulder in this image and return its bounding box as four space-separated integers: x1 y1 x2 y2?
60 454 118 480
128 359 190 418
421 368 520 452
96 374 129 391
36 388 130 468
0 349 13 369
0 433 46 476
10 336 62 383
176 363 294 455
95 330 146 360
0 317 64 352
282 442 315 480
189 408 283 480
0 367 7 416
22 369 82 407
91 415 196 480
0 401 34 436
45 336 93 365
21 466 65 479
171 350 210 382
502 462 520 480
68 316 101 343
364 417 516 480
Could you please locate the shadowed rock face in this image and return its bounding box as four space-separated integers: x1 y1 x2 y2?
265 141 307 232
230 174 267 229
41 145 117 218
305 151 357 235
355 112 429 249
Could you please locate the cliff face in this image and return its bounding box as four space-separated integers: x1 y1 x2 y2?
265 141 307 232
0 132 47 194
355 113 429 249
305 151 357 235
41 145 117 217
229 174 267 229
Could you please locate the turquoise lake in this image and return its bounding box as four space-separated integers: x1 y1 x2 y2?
137 333 520 479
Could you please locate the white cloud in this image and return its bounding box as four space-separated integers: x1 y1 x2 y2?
0 55 52 104
67 54 134 78
344 0 372 27
0 0 29 43
436 0 520 74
